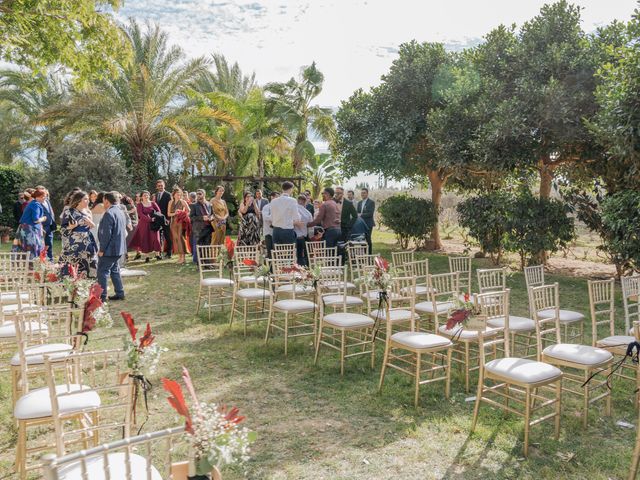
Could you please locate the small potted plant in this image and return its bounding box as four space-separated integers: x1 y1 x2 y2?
0 225 12 244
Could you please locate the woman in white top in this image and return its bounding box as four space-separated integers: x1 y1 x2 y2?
89 192 106 249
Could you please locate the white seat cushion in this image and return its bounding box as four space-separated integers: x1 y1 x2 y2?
323 312 375 328
369 309 417 322
119 268 148 278
323 281 357 291
415 301 455 314
538 309 584 324
487 315 536 332
273 299 316 312
201 277 234 287
0 321 48 338
240 275 267 284
438 324 499 340
276 284 315 294
401 285 433 296
2 302 39 313
543 343 613 366
391 331 452 350
236 288 272 300
10 343 73 366
362 291 401 301
0 291 29 304
322 294 364 306
14 384 101 420
485 357 562 384
597 335 636 348
57 452 162 480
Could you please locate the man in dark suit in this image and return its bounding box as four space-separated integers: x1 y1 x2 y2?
335 187 357 241
37 186 56 261
154 179 172 258
189 189 212 263
357 187 375 253
97 192 127 301
254 189 269 212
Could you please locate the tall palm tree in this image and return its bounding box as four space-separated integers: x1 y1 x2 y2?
265 62 335 171
195 53 256 101
43 20 238 185
0 69 68 159
305 153 340 199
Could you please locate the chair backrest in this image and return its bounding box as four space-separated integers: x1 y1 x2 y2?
267 259 306 300
391 251 415 269
427 272 460 329
232 257 267 288
448 255 472 294
234 244 261 264
197 245 224 280
588 278 615 346
309 251 341 270
477 289 511 357
477 268 507 294
400 259 429 291
529 283 562 360
524 264 545 290
42 426 197 480
306 240 326 260
272 243 296 263
318 266 349 312
0 251 31 281
45 349 133 456
309 246 338 260
622 274 640 332
382 276 417 334
346 243 368 281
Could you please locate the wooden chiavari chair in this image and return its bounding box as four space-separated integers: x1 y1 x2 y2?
196 245 234 320
448 255 472 295
316 264 364 314
305 240 327 261
345 243 368 283
272 243 296 264
391 250 415 269
479 268 536 358
525 265 584 343
229 258 272 335
234 244 262 282
264 260 318 355
415 272 459 333
399 259 430 298
530 283 613 428
366 274 418 343
0 251 31 307
378 276 453 406
471 290 562 457
622 274 640 333
42 426 222 480
314 266 375 374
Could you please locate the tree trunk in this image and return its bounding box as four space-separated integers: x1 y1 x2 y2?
428 170 445 251
131 147 147 187
538 161 554 199
257 145 265 190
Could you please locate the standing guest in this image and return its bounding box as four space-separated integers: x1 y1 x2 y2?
13 188 47 259
154 179 172 258
269 181 300 246
122 195 138 246
307 187 341 249
59 190 98 277
90 192 106 250
37 186 56 261
335 187 357 242
237 191 261 246
97 192 127 301
357 187 376 253
304 190 314 216
113 192 133 267
88 190 98 209
312 200 321 219
346 190 357 208
167 187 191 265
129 191 162 262
13 192 27 224
210 185 229 245
190 189 212 262
261 191 278 258
295 195 313 265
255 189 269 211
188 192 197 205
134 192 141 205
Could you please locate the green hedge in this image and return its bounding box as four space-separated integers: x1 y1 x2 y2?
0 165 25 229
379 194 437 249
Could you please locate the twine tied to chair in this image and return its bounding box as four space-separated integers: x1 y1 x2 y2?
581 340 640 391
371 290 389 343
130 373 153 435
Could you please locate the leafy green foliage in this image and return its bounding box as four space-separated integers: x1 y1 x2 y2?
0 0 126 82
0 165 25 228
378 195 438 249
505 192 575 269
600 190 640 274
457 191 511 264
305 154 339 199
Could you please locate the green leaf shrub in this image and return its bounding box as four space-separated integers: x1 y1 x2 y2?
379 195 437 249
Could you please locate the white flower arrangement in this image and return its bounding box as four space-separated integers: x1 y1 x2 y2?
93 304 113 329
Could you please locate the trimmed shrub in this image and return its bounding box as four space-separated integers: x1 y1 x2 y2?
457 191 510 264
379 194 437 249
0 165 25 229
601 190 640 274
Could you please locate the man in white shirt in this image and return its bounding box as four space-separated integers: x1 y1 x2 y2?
295 195 313 265
261 191 279 258
269 181 300 246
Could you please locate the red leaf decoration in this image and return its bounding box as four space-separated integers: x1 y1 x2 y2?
68 264 77 280
162 377 193 433
33 272 41 282
139 322 155 349
82 296 103 333
445 309 471 330
243 258 258 266
39 247 47 262
464 292 470 303
220 405 245 425
225 236 235 259
181 366 200 411
374 256 389 272
89 283 103 300
121 311 138 342
46 273 59 283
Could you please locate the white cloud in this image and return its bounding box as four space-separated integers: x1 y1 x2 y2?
116 0 638 107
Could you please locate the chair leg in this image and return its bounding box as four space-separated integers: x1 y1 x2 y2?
629 410 640 480
606 364 613 417
445 349 452 399
583 369 590 429
524 386 531 457
284 314 289 356
196 284 202 314
208 288 212 321
340 330 346 376
471 367 483 431
464 342 470 393
17 420 26 479
242 301 248 336
314 322 323 365
555 379 562 440
378 344 390 392
264 310 273 344
414 352 421 407
370 328 376 369
229 294 237 328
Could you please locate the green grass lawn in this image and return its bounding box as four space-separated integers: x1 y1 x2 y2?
0 234 637 479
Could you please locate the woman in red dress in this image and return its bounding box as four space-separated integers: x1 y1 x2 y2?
128 190 162 262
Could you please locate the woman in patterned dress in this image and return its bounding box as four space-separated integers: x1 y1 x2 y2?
236 192 261 246
59 191 98 277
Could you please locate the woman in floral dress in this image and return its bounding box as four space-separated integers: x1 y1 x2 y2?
59 190 98 277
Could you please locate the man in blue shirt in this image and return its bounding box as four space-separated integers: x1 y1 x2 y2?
97 192 128 301
37 186 56 261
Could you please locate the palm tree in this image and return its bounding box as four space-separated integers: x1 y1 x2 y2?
43 20 239 185
195 53 256 101
305 153 340 199
265 62 335 171
0 69 68 159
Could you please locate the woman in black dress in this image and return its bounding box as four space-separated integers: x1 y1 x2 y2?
237 192 261 246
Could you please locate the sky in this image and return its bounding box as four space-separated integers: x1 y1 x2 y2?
116 0 639 108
